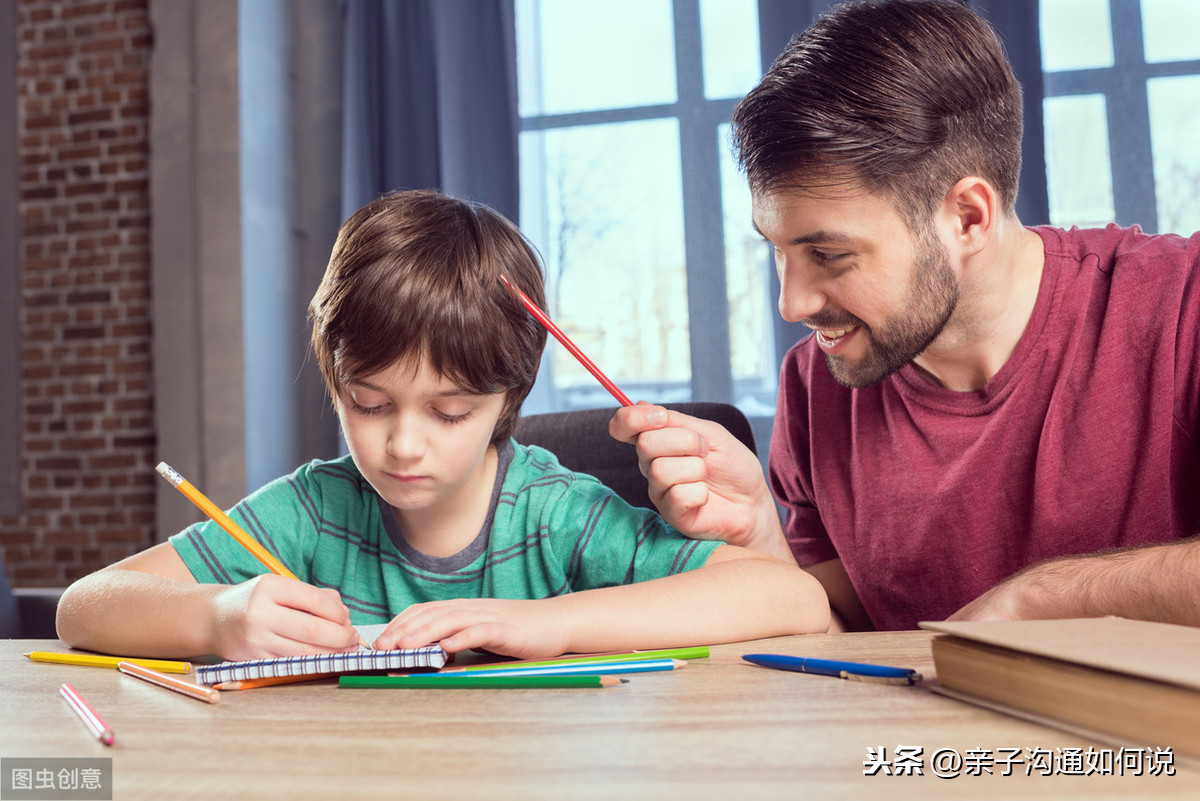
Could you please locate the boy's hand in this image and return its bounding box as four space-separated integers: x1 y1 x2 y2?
210 574 361 660
374 598 570 659
609 403 788 557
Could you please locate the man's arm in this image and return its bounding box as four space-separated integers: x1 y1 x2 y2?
948 537 1200 625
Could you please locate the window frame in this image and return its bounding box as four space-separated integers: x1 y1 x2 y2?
517 0 748 407
1042 0 1200 232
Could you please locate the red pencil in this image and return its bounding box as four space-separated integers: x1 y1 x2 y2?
499 273 633 407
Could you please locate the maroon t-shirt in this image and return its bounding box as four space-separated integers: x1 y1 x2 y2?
770 225 1200 630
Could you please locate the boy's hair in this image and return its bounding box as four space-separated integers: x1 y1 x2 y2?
309 189 548 443
731 0 1023 231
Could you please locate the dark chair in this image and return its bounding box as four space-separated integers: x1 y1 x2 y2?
1 558 62 638
513 401 757 511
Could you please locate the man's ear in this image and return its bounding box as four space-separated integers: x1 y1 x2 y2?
939 176 998 258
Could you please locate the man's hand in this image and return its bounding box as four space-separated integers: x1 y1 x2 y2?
946 566 1054 622
609 403 793 561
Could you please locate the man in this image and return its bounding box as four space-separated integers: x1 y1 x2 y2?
610 0 1200 631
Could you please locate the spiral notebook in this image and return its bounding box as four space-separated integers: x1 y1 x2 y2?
195 644 448 685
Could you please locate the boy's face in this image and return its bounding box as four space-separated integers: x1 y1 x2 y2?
335 356 507 534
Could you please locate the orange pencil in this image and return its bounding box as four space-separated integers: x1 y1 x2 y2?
118 661 221 704
155 461 372 650
212 673 336 691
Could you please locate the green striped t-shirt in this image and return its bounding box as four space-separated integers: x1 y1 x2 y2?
170 440 720 623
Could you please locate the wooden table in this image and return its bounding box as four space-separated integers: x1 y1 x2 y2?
3 632 1195 799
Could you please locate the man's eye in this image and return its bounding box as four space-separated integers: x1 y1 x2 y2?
812 250 847 264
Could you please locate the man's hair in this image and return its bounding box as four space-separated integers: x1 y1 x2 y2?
731 0 1024 229
309 189 548 443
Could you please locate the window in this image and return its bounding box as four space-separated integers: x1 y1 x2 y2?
516 0 1200 425
1041 0 1200 234
516 0 781 418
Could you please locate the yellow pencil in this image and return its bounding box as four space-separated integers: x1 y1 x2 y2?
155 461 372 650
156 462 296 578
118 661 221 704
27 650 193 674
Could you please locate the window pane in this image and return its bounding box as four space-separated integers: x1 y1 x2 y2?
1142 0 1200 63
700 0 761 100
1043 94 1115 227
1147 75 1200 235
718 123 776 414
1040 0 1113 71
516 0 677 117
519 121 691 407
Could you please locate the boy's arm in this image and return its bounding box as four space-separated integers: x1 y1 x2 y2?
376 544 830 658
56 542 360 660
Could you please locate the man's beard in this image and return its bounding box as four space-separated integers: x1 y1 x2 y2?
822 230 959 389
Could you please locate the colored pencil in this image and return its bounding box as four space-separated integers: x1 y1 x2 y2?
212 673 336 691
60 684 115 746
118 661 221 704
450 658 685 679
27 650 192 674
156 462 296 578
449 646 709 673
155 461 371 649
340 674 624 689
498 273 632 407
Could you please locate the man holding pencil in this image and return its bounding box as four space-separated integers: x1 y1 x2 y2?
610 0 1200 632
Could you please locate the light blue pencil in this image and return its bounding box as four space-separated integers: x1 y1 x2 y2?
444 658 686 678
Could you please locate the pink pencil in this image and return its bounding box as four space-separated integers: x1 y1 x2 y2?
498 273 632 407
60 684 115 746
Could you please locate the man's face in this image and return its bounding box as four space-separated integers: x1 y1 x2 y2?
752 186 959 388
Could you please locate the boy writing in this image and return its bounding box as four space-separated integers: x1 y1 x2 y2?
57 189 829 661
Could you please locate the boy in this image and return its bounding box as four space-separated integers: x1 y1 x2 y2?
57 189 829 661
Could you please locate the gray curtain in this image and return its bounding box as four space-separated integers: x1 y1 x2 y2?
340 0 520 223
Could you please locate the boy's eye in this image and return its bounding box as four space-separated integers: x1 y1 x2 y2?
433 408 472 425
351 399 388 417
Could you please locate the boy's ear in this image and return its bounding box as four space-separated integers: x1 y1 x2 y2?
939 176 997 258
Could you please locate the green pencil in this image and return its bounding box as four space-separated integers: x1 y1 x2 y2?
339 674 624 689
451 646 711 673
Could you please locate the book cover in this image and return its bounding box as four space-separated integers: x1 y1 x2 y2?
919 617 1200 760
195 644 448 685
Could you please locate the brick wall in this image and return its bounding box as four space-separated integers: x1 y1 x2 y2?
1 0 154 586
